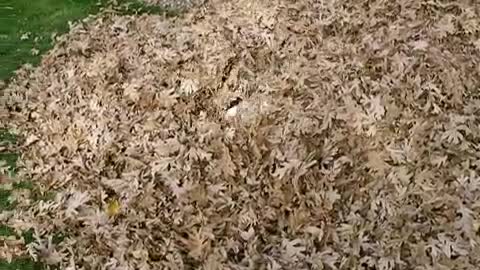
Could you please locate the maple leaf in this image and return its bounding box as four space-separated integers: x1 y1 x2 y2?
267 257 282 270
220 147 236 177
65 191 90 218
273 159 301 179
434 233 468 259
431 155 448 168
474 39 480 51
281 239 306 262
187 147 212 162
441 129 464 145
378 257 395 270
123 80 141 103
455 205 474 239
20 32 30 40
240 227 255 241
366 95 385 120
29 234 64 265
318 249 340 270
324 189 341 210
435 14 456 38
179 79 199 96
409 40 429 51
366 151 389 174
167 178 188 198
179 229 211 260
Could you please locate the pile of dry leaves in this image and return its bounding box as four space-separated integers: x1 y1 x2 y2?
2 0 480 269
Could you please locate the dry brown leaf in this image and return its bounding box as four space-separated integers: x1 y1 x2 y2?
2 0 480 268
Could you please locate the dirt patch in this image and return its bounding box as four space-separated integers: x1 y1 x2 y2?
2 0 480 269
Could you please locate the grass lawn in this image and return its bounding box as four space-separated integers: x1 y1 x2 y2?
0 0 104 81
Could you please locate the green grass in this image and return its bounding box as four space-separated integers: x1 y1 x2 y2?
0 152 18 173
0 0 182 268
0 258 43 270
0 130 16 143
0 0 103 81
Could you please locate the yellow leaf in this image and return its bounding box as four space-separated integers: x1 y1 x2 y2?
106 199 120 217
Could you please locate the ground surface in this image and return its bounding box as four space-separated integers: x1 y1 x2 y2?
0 0 178 268
0 0 103 81
2 0 480 269
1 1 102 268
